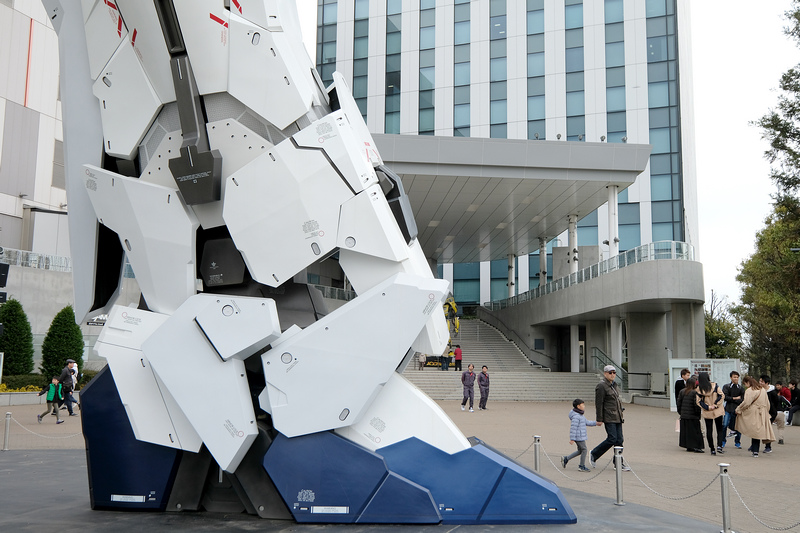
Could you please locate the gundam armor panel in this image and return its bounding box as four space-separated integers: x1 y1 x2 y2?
43 0 575 525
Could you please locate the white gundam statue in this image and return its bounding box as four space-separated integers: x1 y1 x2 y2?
43 0 574 525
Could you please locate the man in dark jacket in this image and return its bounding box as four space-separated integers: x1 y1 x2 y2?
787 380 800 425
761 375 786 448
721 370 743 449
57 359 78 417
589 365 629 470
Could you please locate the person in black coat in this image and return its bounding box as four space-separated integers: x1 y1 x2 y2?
677 377 704 452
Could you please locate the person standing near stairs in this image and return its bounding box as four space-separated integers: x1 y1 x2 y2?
461 364 476 412
453 345 463 372
478 366 490 410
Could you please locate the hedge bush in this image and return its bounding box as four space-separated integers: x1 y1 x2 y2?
40 305 85 378
1 369 98 392
1 373 48 390
0 299 35 374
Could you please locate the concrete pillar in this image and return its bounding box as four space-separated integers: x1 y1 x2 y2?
607 186 619 257
568 214 578 274
479 261 491 305
610 316 623 366
570 325 580 373
443 263 454 296
507 254 515 298
538 237 547 287
517 254 530 294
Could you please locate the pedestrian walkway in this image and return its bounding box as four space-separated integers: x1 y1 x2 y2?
3 400 798 531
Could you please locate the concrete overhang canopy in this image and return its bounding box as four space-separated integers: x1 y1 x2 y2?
374 134 651 264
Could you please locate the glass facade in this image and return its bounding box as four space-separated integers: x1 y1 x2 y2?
604 0 626 143
385 0 402 133
565 0 584 141
454 0 471 137
316 0 691 305
353 0 369 119
419 0 435 135
646 0 684 242
526 0 545 139
316 0 338 87
489 0 507 139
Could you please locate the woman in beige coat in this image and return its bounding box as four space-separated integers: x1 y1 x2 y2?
696 372 725 455
735 376 775 457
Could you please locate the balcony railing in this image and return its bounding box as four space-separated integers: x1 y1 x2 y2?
0 247 72 272
484 241 695 310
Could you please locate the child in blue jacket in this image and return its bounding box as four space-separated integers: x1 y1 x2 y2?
562 398 601 472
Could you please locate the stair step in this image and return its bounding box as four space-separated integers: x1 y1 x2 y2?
404 319 598 400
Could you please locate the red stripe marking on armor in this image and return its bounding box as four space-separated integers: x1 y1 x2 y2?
104 0 117 10
210 13 228 28
232 0 242 14
131 28 137 46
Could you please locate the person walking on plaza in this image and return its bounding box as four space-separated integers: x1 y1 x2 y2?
37 377 65 424
562 398 601 472
589 365 629 470
461 364 476 412
453 345 463 372
762 375 787 448
735 376 775 457
722 370 743 449
696 372 725 455
478 365 490 410
677 377 704 452
57 358 78 417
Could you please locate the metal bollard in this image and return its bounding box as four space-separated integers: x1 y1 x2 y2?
613 446 625 506
719 463 732 533
533 435 541 473
3 412 10 451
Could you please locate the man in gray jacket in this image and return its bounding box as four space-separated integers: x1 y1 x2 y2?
589 365 629 470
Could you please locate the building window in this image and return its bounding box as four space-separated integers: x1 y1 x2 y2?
565 1 584 141
385 1 402 133
489 1 507 138
316 0 338 86
453 0 470 136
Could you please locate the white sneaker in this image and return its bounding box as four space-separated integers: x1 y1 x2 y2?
461 405 465 411
469 408 474 412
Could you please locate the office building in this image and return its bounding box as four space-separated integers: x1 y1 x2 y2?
316 0 704 376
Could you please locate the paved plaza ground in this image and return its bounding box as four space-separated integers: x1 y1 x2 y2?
2 398 797 532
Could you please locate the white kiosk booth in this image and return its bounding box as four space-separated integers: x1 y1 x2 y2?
669 359 743 412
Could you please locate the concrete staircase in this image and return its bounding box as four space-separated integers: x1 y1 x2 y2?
403 319 601 401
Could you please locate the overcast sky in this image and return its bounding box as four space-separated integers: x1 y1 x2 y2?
296 1 800 307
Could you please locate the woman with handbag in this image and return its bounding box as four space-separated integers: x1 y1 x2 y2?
735 376 775 458
696 372 725 455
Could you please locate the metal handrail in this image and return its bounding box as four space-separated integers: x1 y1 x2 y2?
591 347 627 391
485 241 694 310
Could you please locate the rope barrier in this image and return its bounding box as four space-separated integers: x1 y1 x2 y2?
538 442 613 482
728 475 800 531
626 463 719 500
10 416 82 440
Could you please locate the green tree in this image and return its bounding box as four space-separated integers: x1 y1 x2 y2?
40 305 84 379
704 290 743 359
0 298 35 375
734 201 800 378
753 0 800 206
739 1 800 380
